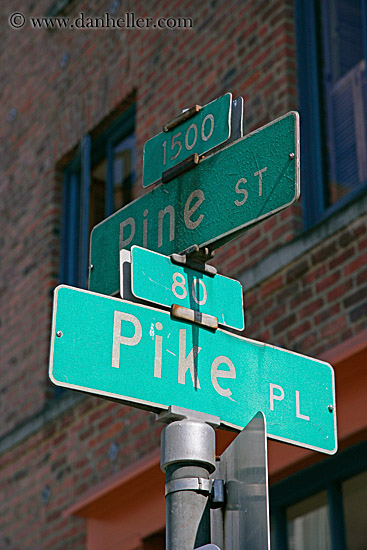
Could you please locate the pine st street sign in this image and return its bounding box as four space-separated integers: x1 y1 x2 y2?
129 246 244 331
143 93 233 188
89 111 300 296
49 286 337 454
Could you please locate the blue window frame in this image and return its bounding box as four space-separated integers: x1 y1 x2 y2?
61 106 136 288
295 0 367 227
270 440 367 549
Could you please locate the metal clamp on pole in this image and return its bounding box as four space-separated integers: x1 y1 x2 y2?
171 245 217 276
165 477 213 496
163 105 202 132
171 304 218 331
157 406 220 550
162 153 200 183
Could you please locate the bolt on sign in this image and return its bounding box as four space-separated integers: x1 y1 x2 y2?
49 286 337 454
89 111 300 296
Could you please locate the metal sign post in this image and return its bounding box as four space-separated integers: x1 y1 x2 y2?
157 407 220 550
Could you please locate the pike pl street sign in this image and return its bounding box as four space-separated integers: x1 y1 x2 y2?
89 111 300 296
143 93 233 188
49 286 337 454
130 246 244 331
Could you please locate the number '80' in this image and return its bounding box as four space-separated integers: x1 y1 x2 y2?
171 273 207 306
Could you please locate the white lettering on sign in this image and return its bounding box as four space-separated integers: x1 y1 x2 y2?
161 115 216 166
254 167 267 196
296 390 310 421
170 132 182 161
269 383 284 410
201 114 214 142
211 356 236 400
112 311 142 368
234 167 268 207
172 272 188 300
234 178 248 206
192 278 207 306
111 313 238 398
119 187 206 253
171 273 208 306
154 322 163 378
184 189 205 230
269 383 310 421
158 205 175 248
185 123 198 151
178 329 201 388
120 217 136 249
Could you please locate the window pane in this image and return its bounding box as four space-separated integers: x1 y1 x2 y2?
90 157 106 232
113 133 136 211
287 491 331 550
321 0 367 208
343 471 367 549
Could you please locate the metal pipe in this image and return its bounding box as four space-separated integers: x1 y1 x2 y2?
159 409 219 550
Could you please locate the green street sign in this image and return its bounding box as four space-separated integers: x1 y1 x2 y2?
130 246 244 331
90 111 300 296
143 93 232 188
50 286 337 454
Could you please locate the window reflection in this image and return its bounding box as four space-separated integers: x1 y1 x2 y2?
287 491 331 550
89 133 136 232
343 471 367 550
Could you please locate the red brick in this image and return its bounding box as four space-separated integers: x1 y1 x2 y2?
326 279 354 302
315 304 341 326
299 298 324 319
261 275 285 298
343 255 367 277
329 247 355 270
321 315 346 338
316 272 341 293
304 265 327 284
357 269 367 285
288 320 312 341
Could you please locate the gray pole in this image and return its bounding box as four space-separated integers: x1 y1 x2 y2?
157 406 220 550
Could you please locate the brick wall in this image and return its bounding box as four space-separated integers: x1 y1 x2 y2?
244 215 367 352
0 0 366 547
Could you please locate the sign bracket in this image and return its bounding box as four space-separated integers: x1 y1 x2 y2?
171 245 217 276
162 152 200 183
163 104 202 132
171 303 218 330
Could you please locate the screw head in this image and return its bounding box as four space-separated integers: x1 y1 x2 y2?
328 405 334 412
56 331 63 338
289 153 295 159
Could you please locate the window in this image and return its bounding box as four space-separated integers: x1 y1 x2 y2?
287 491 331 550
295 0 367 227
61 106 136 288
270 440 367 550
